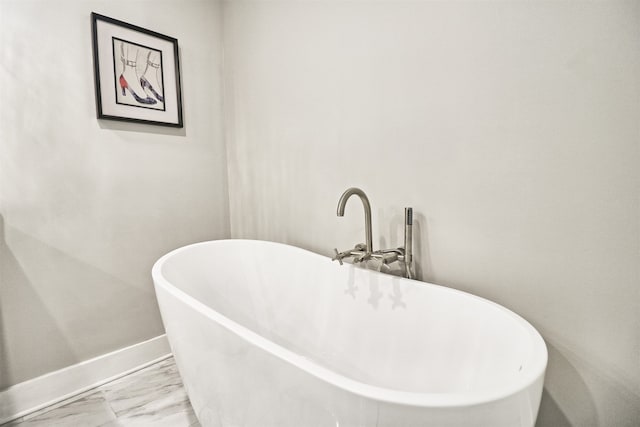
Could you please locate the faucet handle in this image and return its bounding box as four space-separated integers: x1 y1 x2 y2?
384 253 399 265
377 253 398 271
353 252 371 263
377 259 388 272
332 248 344 265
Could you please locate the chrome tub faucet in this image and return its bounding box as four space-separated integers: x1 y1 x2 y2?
336 187 373 256
333 187 413 279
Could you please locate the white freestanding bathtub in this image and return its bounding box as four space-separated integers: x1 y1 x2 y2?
153 240 547 427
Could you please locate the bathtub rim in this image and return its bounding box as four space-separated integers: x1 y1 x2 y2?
152 238 548 409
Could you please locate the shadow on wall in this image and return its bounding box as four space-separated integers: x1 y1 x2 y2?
0 217 9 387
411 211 431 282
536 342 597 427
0 214 76 392
0 217 6 387
377 209 431 282
97 117 187 137
0 211 162 395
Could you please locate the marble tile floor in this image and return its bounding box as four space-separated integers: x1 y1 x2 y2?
3 356 200 427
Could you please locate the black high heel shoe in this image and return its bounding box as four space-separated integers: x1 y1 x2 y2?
140 76 164 103
119 74 157 105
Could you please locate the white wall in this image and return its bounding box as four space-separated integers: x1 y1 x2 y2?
223 1 640 426
0 0 229 388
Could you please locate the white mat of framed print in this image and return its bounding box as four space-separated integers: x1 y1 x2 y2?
91 13 183 127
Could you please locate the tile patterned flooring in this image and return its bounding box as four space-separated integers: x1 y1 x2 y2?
4 357 200 427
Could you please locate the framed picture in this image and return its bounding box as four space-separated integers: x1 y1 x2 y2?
91 13 183 127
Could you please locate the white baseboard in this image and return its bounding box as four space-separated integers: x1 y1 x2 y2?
0 334 171 425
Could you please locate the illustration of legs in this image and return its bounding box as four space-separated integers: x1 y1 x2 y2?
118 42 156 105
140 51 164 103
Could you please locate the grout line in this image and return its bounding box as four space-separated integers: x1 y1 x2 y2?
7 354 173 425
18 388 102 423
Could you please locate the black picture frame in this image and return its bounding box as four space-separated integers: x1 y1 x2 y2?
91 12 183 127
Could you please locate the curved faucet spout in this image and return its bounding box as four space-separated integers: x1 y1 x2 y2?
336 187 373 254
